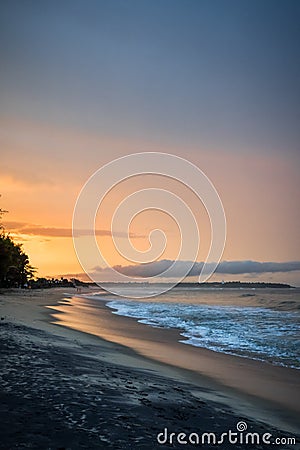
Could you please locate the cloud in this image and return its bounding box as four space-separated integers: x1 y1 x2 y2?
92 259 300 278
3 221 145 239
215 260 300 274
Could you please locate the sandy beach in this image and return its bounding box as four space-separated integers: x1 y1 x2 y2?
0 288 299 449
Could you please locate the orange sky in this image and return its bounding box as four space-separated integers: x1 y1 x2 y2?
1 117 300 284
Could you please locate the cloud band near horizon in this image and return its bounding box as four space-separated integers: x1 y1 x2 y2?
91 259 300 278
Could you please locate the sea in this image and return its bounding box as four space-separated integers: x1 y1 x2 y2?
81 286 300 370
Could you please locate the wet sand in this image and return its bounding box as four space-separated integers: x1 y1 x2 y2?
0 288 299 449
51 294 300 432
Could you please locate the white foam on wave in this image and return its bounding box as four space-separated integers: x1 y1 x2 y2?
106 299 300 369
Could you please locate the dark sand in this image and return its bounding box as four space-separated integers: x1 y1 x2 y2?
0 288 299 449
51 295 300 425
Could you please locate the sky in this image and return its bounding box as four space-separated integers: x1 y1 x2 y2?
1 0 300 284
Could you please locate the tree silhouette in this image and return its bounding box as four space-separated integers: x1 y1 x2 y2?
0 196 36 287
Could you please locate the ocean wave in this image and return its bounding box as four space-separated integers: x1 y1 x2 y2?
106 299 300 369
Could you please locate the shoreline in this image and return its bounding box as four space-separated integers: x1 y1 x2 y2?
48 292 300 433
1 288 299 448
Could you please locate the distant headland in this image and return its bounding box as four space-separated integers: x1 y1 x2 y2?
25 278 293 290
175 281 293 289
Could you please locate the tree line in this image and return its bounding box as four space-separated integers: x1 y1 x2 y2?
0 202 35 288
